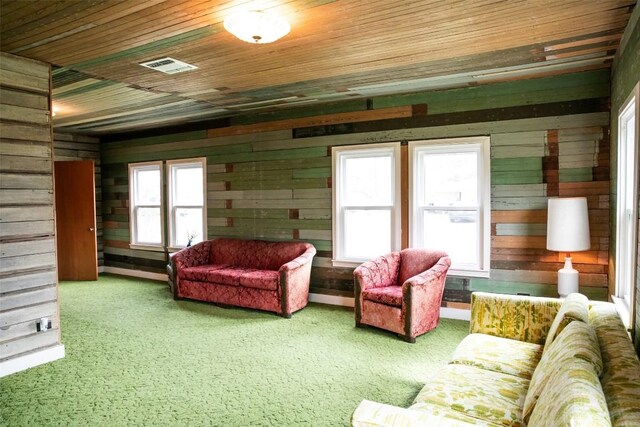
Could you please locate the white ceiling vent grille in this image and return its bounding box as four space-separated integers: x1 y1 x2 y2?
139 57 197 74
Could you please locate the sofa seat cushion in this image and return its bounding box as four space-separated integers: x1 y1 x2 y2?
179 264 232 283
450 333 543 379
362 286 403 307
412 364 529 427
238 269 279 291
181 265 279 291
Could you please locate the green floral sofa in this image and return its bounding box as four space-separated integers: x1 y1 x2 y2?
352 292 640 427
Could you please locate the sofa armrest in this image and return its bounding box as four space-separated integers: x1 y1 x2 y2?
470 292 562 344
352 400 483 427
279 244 316 316
171 241 212 271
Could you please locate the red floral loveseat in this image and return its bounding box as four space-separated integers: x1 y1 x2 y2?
167 238 316 318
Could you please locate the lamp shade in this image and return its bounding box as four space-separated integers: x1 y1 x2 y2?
224 10 290 44
546 197 591 252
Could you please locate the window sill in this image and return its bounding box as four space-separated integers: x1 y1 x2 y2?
130 244 165 252
611 296 632 332
331 259 490 279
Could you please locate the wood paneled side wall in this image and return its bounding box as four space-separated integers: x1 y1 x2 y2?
610 5 640 355
53 132 103 267
101 70 611 302
0 53 60 362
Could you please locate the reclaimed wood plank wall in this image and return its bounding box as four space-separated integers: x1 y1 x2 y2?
101 70 612 302
0 52 61 362
53 132 103 268
610 6 640 354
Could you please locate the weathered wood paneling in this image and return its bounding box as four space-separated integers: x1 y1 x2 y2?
53 132 103 267
101 71 611 302
0 52 60 363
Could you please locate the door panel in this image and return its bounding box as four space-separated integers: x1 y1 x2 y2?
55 160 98 280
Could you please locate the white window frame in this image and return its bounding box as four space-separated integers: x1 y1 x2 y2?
613 82 639 330
409 137 491 277
129 161 164 251
166 157 207 251
332 143 401 267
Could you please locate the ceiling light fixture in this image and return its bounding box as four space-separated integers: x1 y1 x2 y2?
224 10 290 44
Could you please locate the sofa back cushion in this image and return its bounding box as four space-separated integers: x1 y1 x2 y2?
527 357 611 427
544 292 589 349
523 321 603 423
397 248 448 285
210 238 310 271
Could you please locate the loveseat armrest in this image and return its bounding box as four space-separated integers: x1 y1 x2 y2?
171 240 212 271
470 292 562 345
278 244 316 316
352 400 484 427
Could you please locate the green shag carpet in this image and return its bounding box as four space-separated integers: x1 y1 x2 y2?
1 274 469 426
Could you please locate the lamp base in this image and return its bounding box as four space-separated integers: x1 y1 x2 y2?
557 257 579 297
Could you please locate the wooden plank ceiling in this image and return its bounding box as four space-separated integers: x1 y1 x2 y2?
0 0 635 135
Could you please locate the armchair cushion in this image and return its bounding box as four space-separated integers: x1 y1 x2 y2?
362 286 403 307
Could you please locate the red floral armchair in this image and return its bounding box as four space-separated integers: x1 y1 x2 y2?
354 248 451 342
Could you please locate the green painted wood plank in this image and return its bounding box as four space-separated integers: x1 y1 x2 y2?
293 167 331 179
491 196 548 210
492 170 543 185
491 184 546 197
104 130 207 149
559 168 593 182
232 218 331 230
230 178 328 191
207 208 290 219
102 143 251 164
495 223 547 236
491 157 541 172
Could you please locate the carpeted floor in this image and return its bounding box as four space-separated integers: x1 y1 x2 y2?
1 274 469 426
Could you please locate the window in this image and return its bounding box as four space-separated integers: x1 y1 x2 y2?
129 161 163 248
409 137 490 276
614 83 638 328
167 158 206 249
332 143 401 265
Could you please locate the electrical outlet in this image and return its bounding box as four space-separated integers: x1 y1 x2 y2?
37 317 51 332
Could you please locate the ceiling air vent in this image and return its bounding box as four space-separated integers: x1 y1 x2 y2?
139 57 197 74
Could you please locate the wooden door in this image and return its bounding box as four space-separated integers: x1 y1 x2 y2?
54 160 98 280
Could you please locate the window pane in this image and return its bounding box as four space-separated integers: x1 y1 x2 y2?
422 210 478 266
174 165 203 205
135 168 161 205
175 208 203 247
344 155 392 206
136 207 161 244
344 209 390 259
421 152 477 206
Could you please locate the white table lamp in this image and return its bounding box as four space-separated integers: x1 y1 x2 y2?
546 197 591 297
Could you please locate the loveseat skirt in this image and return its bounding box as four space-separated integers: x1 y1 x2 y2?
179 280 281 314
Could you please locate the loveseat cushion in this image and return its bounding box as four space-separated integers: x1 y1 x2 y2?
450 333 543 379
543 292 589 350
179 264 232 282
181 265 280 291
527 358 611 427
523 320 603 422
412 364 529 427
362 286 403 307
238 269 279 291
210 238 311 271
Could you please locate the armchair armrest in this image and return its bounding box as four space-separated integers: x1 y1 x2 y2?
278 244 316 316
402 255 450 339
470 292 562 344
352 400 483 427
